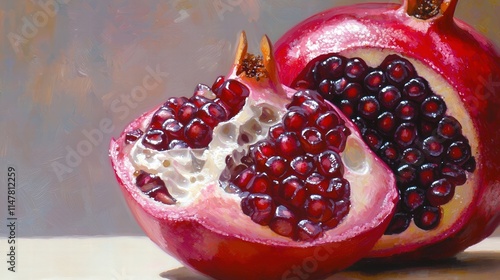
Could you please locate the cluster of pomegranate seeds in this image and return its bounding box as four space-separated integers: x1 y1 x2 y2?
124 76 249 150
292 54 476 234
222 90 351 241
134 170 176 204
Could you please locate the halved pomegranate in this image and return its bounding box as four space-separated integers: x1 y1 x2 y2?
110 33 397 279
274 0 500 260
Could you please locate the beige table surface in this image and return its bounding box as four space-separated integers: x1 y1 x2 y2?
0 236 498 280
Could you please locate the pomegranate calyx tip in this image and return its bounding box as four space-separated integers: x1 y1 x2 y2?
404 0 458 20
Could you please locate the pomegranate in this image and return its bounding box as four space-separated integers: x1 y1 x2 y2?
110 33 398 279
274 0 500 260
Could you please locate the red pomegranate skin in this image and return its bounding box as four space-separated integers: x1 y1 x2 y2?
274 0 500 260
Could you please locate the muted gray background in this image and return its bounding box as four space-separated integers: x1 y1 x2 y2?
0 0 499 237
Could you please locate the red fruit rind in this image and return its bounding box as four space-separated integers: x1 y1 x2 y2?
110 33 398 279
274 0 500 260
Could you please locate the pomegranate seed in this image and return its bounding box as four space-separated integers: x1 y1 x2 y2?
394 123 417 147
194 83 212 96
363 128 383 151
233 167 256 190
345 57 368 81
150 107 176 129
276 132 303 159
190 95 211 108
250 140 276 169
278 176 307 208
421 96 446 121
184 118 212 148
437 116 462 140
446 141 471 165
316 112 341 132
385 212 411 234
241 193 274 225
403 77 428 101
441 163 467 185
463 157 476 172
395 100 418 121
316 150 343 177
269 124 285 141
358 96 380 120
297 99 324 118
211 75 225 92
164 96 188 113
422 136 445 159
299 127 325 154
304 173 328 194
403 186 425 212
378 86 402 109
419 120 436 138
378 142 400 166
377 112 397 134
290 156 314 179
418 163 438 187
317 55 346 80
155 190 176 205
197 102 227 128
386 59 412 85
283 110 308 132
334 77 349 94
318 79 334 97
215 79 250 107
342 83 363 101
142 129 169 151
397 164 416 185
352 116 367 133
364 70 385 92
339 99 356 118
303 194 333 222
325 177 350 200
125 129 143 144
401 147 423 165
163 119 183 138
168 139 189 149
427 179 455 206
246 173 272 193
269 205 298 238
414 206 441 230
177 103 198 124
297 220 323 241
265 156 288 179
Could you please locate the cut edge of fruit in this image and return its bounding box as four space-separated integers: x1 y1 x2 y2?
336 47 479 255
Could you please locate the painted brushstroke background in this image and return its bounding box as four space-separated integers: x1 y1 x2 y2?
0 0 499 238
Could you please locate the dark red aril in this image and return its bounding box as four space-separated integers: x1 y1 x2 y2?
403 186 425 212
241 193 275 225
142 129 169 151
125 129 143 144
379 86 402 109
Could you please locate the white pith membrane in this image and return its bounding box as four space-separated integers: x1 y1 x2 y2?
338 48 479 253
114 34 398 244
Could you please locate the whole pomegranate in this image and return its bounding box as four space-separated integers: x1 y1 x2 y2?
274 0 500 260
110 33 398 279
